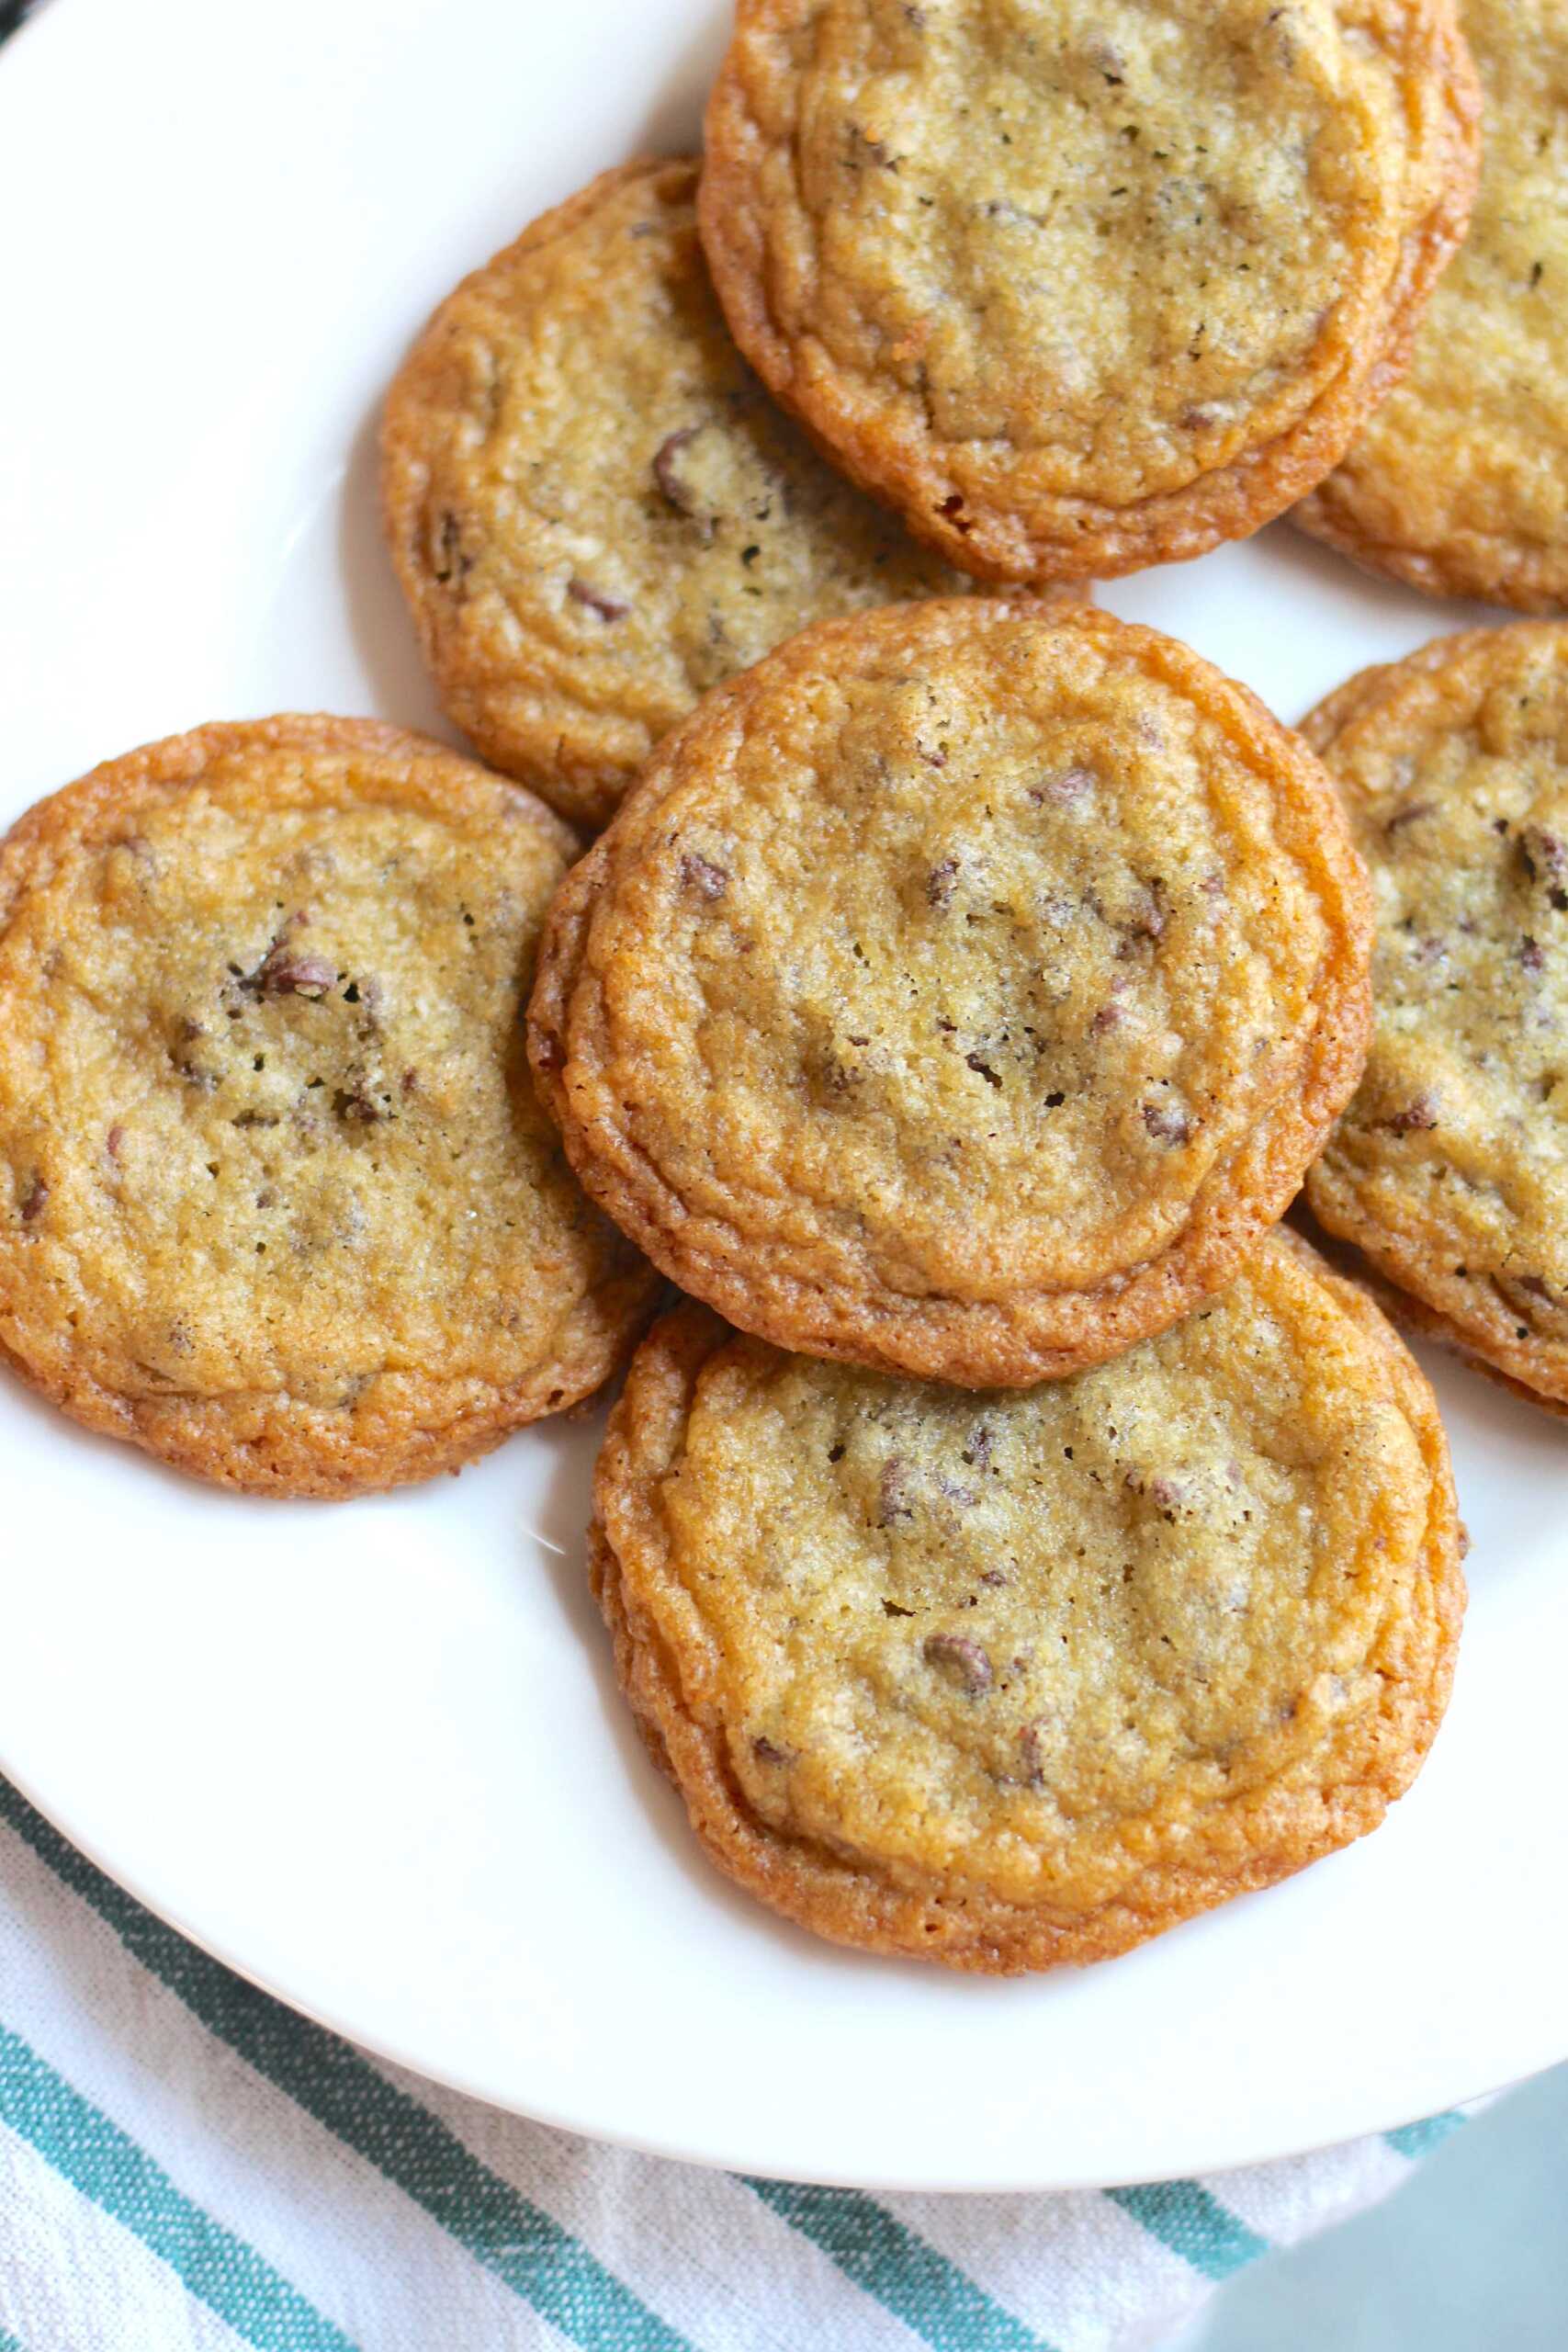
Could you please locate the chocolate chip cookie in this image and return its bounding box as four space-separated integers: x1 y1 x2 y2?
1304 624 1568 1408
699 0 1479 583
382 158 1034 831
528 600 1373 1385
1298 0 1568 611
592 1232 1463 1973
0 717 657 1495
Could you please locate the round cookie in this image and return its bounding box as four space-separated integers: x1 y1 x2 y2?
592 1233 1464 1974
699 0 1479 583
1303 624 1568 1408
0 718 658 1496
382 157 1040 831
528 600 1373 1386
1298 0 1568 611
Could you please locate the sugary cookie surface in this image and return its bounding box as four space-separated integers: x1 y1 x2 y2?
1298 0 1568 609
700 0 1478 578
381 158 990 828
0 718 655 1493
1305 625 1568 1400
531 602 1371 1383
594 1235 1462 1969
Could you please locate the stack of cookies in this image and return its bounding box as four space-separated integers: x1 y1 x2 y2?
13 0 1568 1977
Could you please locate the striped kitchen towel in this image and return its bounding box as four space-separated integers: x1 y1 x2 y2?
0 1772 1471 2352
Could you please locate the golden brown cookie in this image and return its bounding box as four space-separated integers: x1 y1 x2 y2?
528 600 1373 1385
699 0 1479 584
383 158 1052 831
1304 624 1568 1408
0 718 658 1496
592 1233 1464 1974
1298 0 1568 610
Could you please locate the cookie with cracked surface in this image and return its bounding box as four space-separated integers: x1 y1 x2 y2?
699 0 1479 584
1298 0 1568 611
528 600 1373 1385
591 1234 1464 1973
1303 624 1568 1409
382 157 1067 831
0 717 658 1496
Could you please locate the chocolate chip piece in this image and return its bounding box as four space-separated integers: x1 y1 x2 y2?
1385 1094 1438 1133
926 857 959 910
1521 823 1567 876
1145 1476 1186 1516
752 1736 795 1768
1019 1717 1051 1788
1029 764 1094 808
19 1176 47 1226
978 1566 1010 1588
652 425 716 541
966 1053 1002 1088
924 1633 994 1697
847 123 898 168
1385 800 1436 835
877 1457 914 1525
567 577 630 623
1089 1002 1122 1035
333 1081 381 1125
1521 824 1568 910
256 945 337 999
1122 882 1168 944
1142 1099 1191 1144
680 853 728 901
106 1125 125 1162
433 510 471 586
1521 935 1546 972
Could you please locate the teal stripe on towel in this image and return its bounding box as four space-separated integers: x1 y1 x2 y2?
0 1781 692 2352
747 2177 1055 2352
0 2024 357 2352
1106 2179 1268 2280
1385 2110 1466 2159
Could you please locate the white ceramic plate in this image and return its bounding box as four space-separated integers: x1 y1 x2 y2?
0 0 1562 2196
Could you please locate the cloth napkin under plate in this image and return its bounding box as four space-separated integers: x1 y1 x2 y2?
0 1771 1471 2352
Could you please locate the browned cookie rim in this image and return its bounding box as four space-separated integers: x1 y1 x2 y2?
699 0 1480 583
382 161 686 830
1303 624 1568 1409
590 1247 1464 1974
529 599 1374 1387
380 157 1067 833
0 715 658 1497
1294 2 1568 616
